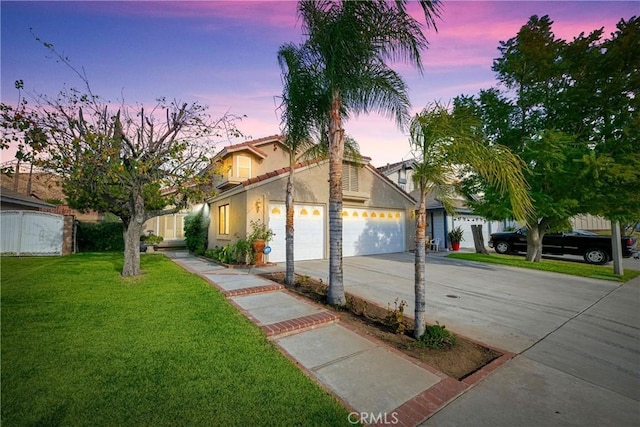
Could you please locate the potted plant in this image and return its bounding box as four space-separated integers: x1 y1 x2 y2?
140 231 164 253
448 226 464 251
248 220 275 265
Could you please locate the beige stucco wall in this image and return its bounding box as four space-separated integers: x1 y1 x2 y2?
252 142 293 175
208 161 416 255
208 192 248 248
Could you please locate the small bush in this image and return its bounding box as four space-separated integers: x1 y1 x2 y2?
384 298 407 334
141 232 163 245
76 221 124 252
184 210 209 255
204 239 254 265
418 322 457 349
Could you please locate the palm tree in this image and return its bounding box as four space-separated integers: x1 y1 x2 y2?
285 0 441 306
277 45 319 286
409 102 532 338
277 44 362 287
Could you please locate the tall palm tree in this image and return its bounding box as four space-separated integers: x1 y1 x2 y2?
409 102 532 338
277 45 320 286
278 43 362 287
286 0 440 306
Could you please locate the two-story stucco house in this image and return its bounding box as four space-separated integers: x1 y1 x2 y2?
206 135 416 263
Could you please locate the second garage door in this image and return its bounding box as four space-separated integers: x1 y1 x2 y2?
342 208 405 257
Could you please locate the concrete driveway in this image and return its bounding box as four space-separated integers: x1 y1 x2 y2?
292 252 640 426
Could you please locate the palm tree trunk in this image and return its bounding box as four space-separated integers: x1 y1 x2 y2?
414 189 427 338
285 168 295 286
327 91 346 306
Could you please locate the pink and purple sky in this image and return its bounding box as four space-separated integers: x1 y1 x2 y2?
1 1 637 166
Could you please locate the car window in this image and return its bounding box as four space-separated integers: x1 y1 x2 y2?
571 230 597 236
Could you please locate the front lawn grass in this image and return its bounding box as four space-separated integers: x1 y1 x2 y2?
447 252 640 282
1 253 351 426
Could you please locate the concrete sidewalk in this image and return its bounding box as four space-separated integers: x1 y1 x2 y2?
165 251 514 426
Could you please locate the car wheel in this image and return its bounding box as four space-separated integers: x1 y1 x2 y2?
494 241 511 254
584 248 609 265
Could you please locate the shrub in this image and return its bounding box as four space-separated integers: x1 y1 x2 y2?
141 232 164 245
233 238 254 265
418 322 457 349
76 221 124 252
204 239 254 265
184 210 209 255
384 298 407 334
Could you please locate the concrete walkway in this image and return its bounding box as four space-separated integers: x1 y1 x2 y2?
166 250 639 426
165 251 514 426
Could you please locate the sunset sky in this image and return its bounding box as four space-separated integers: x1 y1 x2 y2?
1 1 637 166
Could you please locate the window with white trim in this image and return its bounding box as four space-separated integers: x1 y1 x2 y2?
218 204 230 235
236 156 251 179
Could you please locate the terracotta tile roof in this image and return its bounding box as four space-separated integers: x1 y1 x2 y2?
219 135 285 159
241 159 324 187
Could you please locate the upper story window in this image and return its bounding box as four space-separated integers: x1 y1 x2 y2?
398 169 407 184
342 164 359 192
236 155 251 179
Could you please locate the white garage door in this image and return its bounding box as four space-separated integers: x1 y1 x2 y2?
342 208 405 257
452 215 490 249
268 203 324 263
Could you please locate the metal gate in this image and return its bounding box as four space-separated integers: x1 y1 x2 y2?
1 210 64 255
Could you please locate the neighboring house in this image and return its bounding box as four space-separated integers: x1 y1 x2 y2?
142 209 191 247
425 193 503 250
0 186 55 211
570 214 611 232
1 169 103 222
206 135 417 262
378 160 503 250
378 160 417 194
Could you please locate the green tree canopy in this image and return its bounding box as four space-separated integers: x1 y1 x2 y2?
459 15 639 261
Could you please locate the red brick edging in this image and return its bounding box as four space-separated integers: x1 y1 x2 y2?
222 283 284 297
262 311 339 337
383 351 516 426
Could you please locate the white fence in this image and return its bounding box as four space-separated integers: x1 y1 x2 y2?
1 211 64 255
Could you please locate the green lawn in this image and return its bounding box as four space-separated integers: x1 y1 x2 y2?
1 254 351 426
447 252 640 282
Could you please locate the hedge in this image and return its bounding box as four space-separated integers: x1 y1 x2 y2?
76 221 125 252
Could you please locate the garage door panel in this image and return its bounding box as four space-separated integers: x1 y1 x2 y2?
452 215 491 249
268 204 324 263
343 208 405 257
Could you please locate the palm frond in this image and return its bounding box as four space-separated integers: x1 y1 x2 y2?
410 102 533 222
